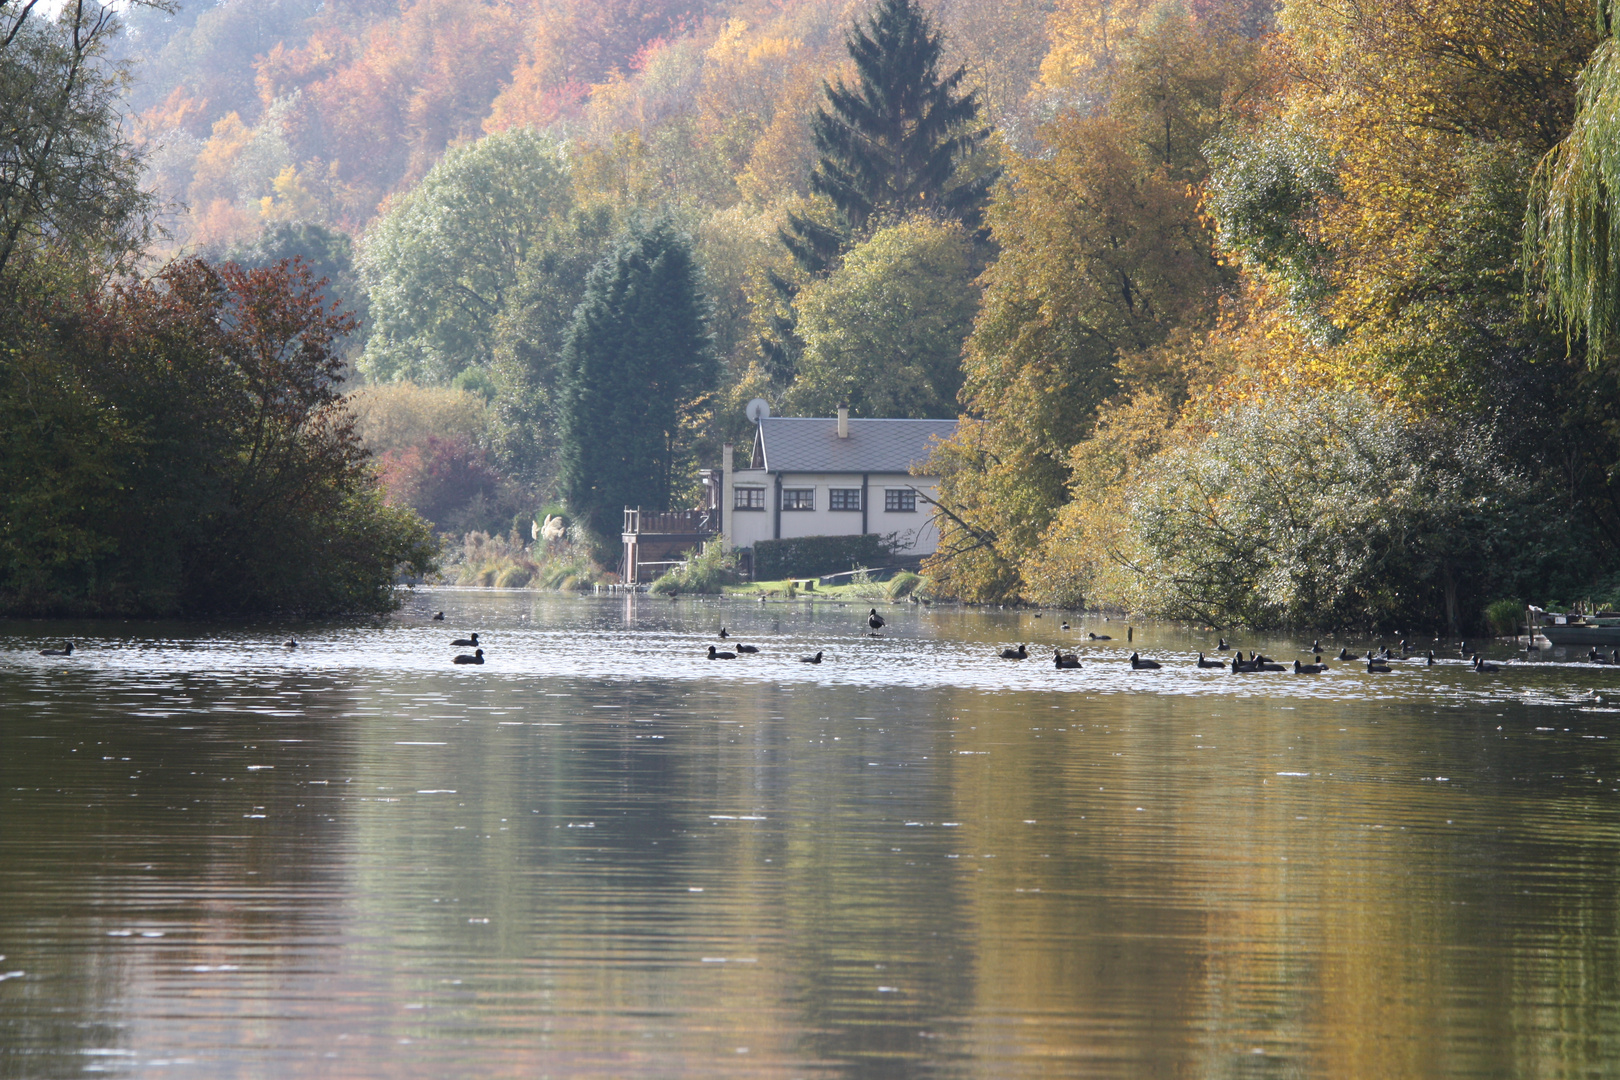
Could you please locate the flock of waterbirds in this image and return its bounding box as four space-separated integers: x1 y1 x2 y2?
21 604 1614 681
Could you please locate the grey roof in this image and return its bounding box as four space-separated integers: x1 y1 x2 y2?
750 417 957 475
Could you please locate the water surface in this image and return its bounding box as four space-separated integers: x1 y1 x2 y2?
4 591 1620 1078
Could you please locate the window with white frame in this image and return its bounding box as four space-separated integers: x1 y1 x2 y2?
828 488 862 511
781 487 815 510
885 488 917 513
734 487 766 510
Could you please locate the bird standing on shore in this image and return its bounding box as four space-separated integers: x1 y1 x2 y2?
868 608 886 631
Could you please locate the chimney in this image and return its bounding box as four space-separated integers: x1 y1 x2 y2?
837 403 849 439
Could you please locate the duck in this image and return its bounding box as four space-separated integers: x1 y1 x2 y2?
1060 622 1071 630
708 645 736 659
1367 657 1392 673
431 611 445 621
799 651 824 664
735 643 759 654
1197 651 1223 668
453 648 484 665
1217 638 1230 651
283 640 298 648
1000 644 1028 660
450 632 479 648
1295 657 1328 674
1307 639 1322 653
1130 652 1161 670
1087 632 1112 641
1256 658 1286 671
868 608 886 631
1474 655 1500 674
1054 648 1081 669
38 640 74 656
1338 648 1362 661
719 627 730 639
1426 650 1435 665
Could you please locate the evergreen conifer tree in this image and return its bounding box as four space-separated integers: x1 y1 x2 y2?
781 0 997 274
557 220 715 540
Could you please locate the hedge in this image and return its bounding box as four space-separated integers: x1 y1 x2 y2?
751 534 898 580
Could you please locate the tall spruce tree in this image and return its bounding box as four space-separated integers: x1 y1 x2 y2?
781 0 997 275
557 220 714 540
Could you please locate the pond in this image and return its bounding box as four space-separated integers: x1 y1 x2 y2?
3 590 1620 1078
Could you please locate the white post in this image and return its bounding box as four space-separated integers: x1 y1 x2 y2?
721 443 734 552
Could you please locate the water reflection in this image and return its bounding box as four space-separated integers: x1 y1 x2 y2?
3 593 1620 1077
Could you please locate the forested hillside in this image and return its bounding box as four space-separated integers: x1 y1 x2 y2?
5 0 1619 626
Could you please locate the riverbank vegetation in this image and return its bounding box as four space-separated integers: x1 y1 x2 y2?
9 0 1620 627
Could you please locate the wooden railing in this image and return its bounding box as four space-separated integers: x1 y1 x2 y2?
623 508 718 536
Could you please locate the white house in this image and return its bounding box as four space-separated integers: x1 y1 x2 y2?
722 407 958 564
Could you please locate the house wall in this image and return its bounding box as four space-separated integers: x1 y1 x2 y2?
726 469 943 557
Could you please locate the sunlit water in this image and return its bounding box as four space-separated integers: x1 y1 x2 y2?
4 590 1620 1078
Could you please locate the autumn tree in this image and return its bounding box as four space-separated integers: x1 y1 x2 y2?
1 258 436 616
925 112 1232 601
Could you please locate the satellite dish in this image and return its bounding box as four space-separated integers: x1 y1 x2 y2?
745 397 771 423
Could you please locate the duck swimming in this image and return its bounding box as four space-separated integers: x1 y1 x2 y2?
1054 648 1081 669
735 643 759 654
1087 632 1112 641
719 627 730 639
1295 658 1328 674
1217 638 1230 651
284 640 298 648
1338 648 1362 661
1000 644 1028 660
431 611 445 621
38 641 73 656
1473 655 1500 673
451 633 479 648
1367 657 1392 673
1197 652 1222 668
799 651 823 664
1130 652 1161 670
453 648 484 665
708 645 736 660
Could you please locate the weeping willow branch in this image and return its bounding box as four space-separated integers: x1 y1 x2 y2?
1525 1 1620 364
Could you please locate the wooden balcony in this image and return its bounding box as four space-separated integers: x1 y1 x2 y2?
622 508 718 537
